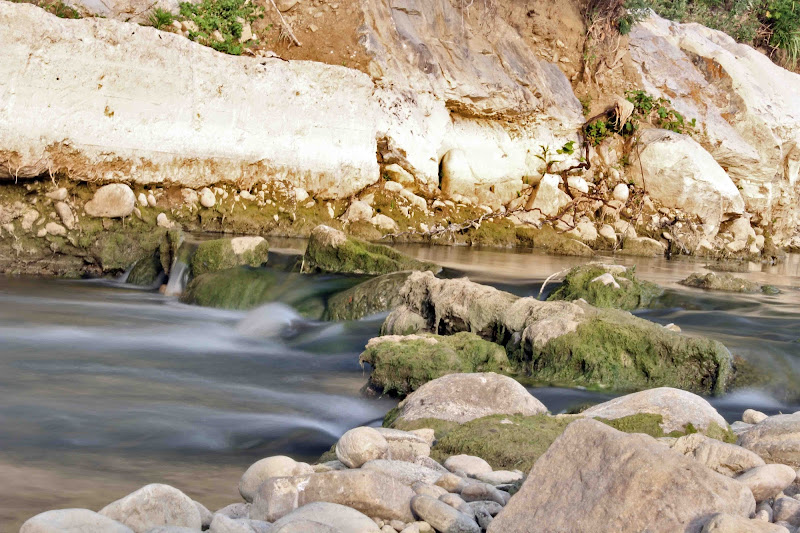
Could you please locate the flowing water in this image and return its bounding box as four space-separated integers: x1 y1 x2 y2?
2 242 800 529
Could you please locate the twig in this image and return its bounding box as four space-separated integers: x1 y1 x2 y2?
538 268 569 300
267 0 301 47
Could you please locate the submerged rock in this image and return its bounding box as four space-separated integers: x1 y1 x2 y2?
190 236 269 277
680 272 778 294
487 419 755 533
547 263 663 310
302 225 437 275
359 332 509 396
325 271 412 321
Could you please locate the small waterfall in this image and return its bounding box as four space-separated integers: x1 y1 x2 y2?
164 241 196 297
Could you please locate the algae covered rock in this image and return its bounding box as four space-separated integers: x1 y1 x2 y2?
303 225 437 275
359 332 509 396
680 272 778 294
515 226 594 256
547 263 663 310
181 267 279 309
126 252 164 286
325 271 412 321
618 236 666 257
190 236 269 277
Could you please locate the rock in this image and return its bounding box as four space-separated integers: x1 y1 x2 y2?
21 509 134 533
239 455 315 502
45 222 66 236
681 272 762 293
739 413 800 467
631 129 744 236
374 428 431 462
54 201 75 229
435 473 468 493
671 433 765 476
487 419 754 533
147 194 157 207
99 484 202 532
701 513 790 532
84 184 135 218
371 214 399 232
195 501 213 529
547 263 662 310
459 483 505 505
774 497 800 526
444 455 492 477
618 236 666 256
409 429 436 447
439 149 476 199
467 501 503 517
410 495 480 533
737 464 798 501
216 503 250 519
208 514 268 533
336 427 389 468
45 187 68 201
392 373 547 425
612 183 630 204
527 174 570 216
251 470 415 522
294 187 309 203
361 459 442 485
567 176 589 195
199 188 216 208
581 388 730 435
412 482 448 499
324 272 412 321
191 236 269 277
156 212 172 228
599 224 617 242
271 502 380 533
302 225 437 276
744 410 770 425
384 164 416 188
474 471 522 485
342 200 374 223
359 333 509 396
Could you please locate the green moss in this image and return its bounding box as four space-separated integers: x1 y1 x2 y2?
360 332 510 396
90 226 168 272
181 267 278 309
190 237 269 277
127 253 163 286
680 272 765 293
548 264 663 310
324 271 412 321
515 226 594 256
389 417 459 439
525 312 733 395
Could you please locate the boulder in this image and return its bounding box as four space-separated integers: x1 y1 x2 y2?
374 428 431 462
359 333 509 396
671 433 765 476
84 184 136 218
439 149 476 199
581 388 731 436
21 509 133 533
302 225 437 275
631 129 744 236
251 470 415 522
736 464 798 501
443 455 492 477
239 455 315 502
342 200 374 223
618 236 666 257
199 187 215 208
612 183 630 203
181 268 280 310
681 272 772 294
410 495 480 533
271 502 380 533
324 272 412 321
99 484 202 533
701 513 790 532
336 427 389 468
547 263 662 310
390 373 547 425
744 410 769 425
190 236 269 277
774 497 800 526
739 413 800 467
487 419 755 533
527 174 570 217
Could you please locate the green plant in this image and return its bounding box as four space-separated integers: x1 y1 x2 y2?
148 7 174 29
11 0 81 18
579 95 593 116
178 0 264 55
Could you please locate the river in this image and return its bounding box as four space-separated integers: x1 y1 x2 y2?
2 243 800 530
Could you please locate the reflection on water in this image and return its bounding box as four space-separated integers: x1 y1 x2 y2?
1 245 800 529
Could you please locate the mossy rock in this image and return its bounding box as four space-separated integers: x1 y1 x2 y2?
617 236 666 257
324 271 412 321
89 226 169 271
526 309 732 395
303 225 438 275
515 226 594 256
190 236 269 277
181 267 279 309
548 264 663 310
680 272 778 294
359 332 510 396
127 252 163 286
390 412 733 473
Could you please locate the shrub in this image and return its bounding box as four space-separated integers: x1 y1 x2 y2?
178 0 264 55
148 7 174 29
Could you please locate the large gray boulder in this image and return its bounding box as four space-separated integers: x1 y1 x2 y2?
271 502 380 533
21 509 133 533
239 455 315 503
250 470 415 523
99 484 202 533
738 413 800 467
391 372 547 425
581 387 729 434
487 419 755 533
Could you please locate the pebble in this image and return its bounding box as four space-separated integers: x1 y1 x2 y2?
411 495 480 533
199 187 216 208
156 213 172 228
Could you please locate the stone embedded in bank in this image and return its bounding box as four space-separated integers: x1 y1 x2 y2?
84 184 136 218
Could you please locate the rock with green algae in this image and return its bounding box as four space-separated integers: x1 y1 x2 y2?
680 272 780 294
126 252 163 286
547 263 663 310
381 271 733 395
181 267 279 310
190 236 269 277
515 225 594 256
324 271 412 321
617 236 666 257
302 225 438 275
359 332 510 396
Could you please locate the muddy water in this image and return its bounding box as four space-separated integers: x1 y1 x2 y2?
1 245 799 530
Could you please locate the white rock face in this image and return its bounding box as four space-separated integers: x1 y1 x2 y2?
632 129 744 236
84 184 135 218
